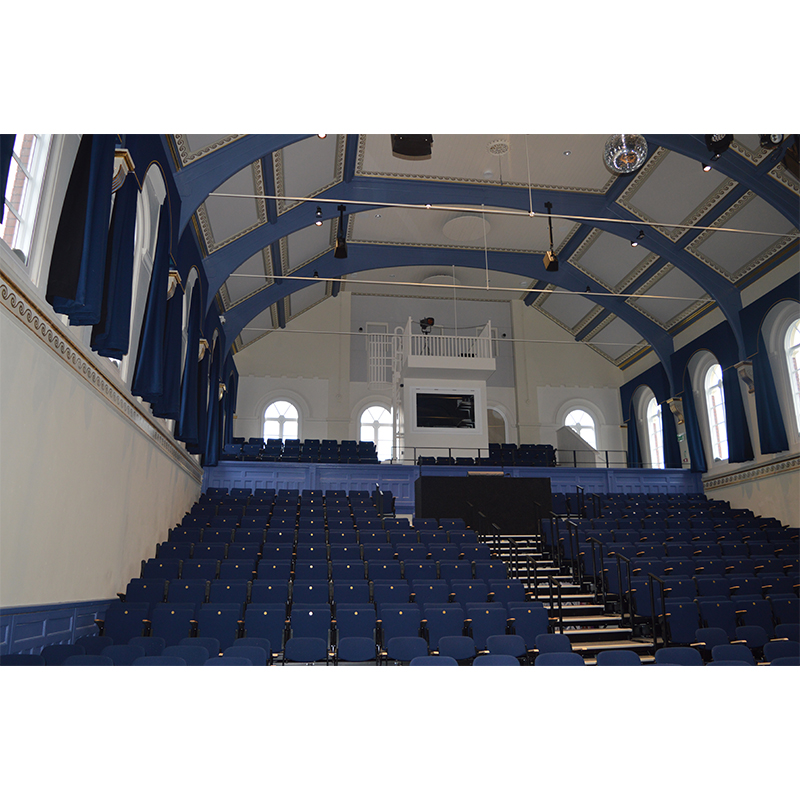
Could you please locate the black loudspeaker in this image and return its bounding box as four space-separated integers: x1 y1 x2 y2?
391 135 433 159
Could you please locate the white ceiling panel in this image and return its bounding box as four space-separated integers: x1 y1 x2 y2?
274 134 344 214
201 164 264 248
283 222 334 272
288 281 327 318
571 229 658 290
586 316 645 362
224 250 272 306
238 306 275 347
688 192 798 281
537 289 599 332
350 205 575 253
617 148 734 239
357 134 616 193
628 264 709 329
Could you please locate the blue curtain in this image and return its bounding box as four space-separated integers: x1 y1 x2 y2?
223 364 238 445
204 347 222 466
174 289 202 446
0 134 15 223
626 405 643 468
131 208 171 403
682 373 707 474
187 349 210 456
661 400 682 468
90 174 137 358
752 330 789 454
151 288 183 419
46 134 116 325
723 366 754 463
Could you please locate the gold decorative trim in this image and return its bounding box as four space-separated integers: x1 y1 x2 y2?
729 138 770 166
625 262 711 330
582 313 648 367
768 162 800 195
0 269 202 484
616 147 739 242
685 191 800 283
222 247 275 311
703 454 800 491
172 134 247 167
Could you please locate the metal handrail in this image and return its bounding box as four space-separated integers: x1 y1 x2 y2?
547 575 564 633
614 553 633 628
575 485 586 519
586 536 605 606
648 573 668 649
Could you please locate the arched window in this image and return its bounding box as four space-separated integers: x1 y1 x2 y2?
264 400 299 441
785 318 800 433
360 405 393 462
703 363 728 461
565 409 596 449
646 397 665 469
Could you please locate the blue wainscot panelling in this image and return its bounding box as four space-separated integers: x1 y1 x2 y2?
203 463 703 515
1 599 114 656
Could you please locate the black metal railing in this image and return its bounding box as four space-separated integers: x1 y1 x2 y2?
547 575 564 633
614 553 633 628
648 573 668 649
586 536 605 605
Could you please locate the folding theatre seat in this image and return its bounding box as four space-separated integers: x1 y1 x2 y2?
41 644 85 665
101 644 146 665
335 637 379 664
330 562 367 582
450 581 490 609
257 561 292 581
195 605 242 650
535 652 586 666
146 604 196 646
181 637 221 660
133 655 187 666
412 581 452 607
402 561 438 581
439 561 474 582
654 647 703 666
141 558 182 581
289 606 334 648
335 606 377 643
128 636 166 657
594 650 643 666
98 602 149 641
437 636 478 663
485 634 528 662
466 606 510 650
763 640 800 663
664 600 701 646
243 606 289 657
473 654 521 666
386 637 429 664
378 606 423 651
290 581 331 606
697 599 738 640
162 645 210 666
508 606 550 652
711 644 756 666
222 645 269 666
423 606 468 651
218 560 257 581
367 561 403 581
0 654 46 666
158 542 192 560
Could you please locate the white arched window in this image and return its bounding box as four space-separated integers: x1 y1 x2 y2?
360 405 393 462
704 363 728 461
646 397 665 469
785 318 800 433
565 409 596 449
264 400 299 441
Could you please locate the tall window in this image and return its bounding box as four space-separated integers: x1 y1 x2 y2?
646 397 665 469
264 400 299 441
1 134 50 265
785 318 800 433
704 363 728 461
565 409 596 449
360 405 393 462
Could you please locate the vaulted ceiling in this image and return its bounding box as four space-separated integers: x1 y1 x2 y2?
166 134 799 372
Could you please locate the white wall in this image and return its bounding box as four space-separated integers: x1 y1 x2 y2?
0 287 201 608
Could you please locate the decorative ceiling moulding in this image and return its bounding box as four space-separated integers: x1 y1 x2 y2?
0 270 202 484
195 160 267 254
568 227 659 293
768 162 800 194
685 191 799 283
172 134 247 167
616 147 739 242
223 247 276 311
272 135 346 217
354 135 616 195
702 454 800 492
729 137 773 166
625 263 712 331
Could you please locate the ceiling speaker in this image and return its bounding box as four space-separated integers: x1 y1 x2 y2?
391 135 433 160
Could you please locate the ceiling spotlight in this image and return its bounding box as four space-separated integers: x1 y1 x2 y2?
705 134 733 161
543 201 558 272
419 317 435 334
702 163 712 172
317 134 327 139
760 134 783 149
315 206 323 226
391 134 433 160
334 205 347 259
631 229 645 246
603 134 648 174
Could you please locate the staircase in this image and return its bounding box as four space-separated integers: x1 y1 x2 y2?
486 527 656 663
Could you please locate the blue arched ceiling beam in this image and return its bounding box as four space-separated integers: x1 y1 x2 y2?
170 134 310 235
646 135 799 224
224 243 675 370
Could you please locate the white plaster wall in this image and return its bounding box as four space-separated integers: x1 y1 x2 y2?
0 306 201 608
705 466 800 528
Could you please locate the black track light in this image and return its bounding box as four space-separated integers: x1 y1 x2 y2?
391 134 433 160
702 163 712 172
705 134 733 161
543 201 558 271
334 205 348 259
631 229 645 246
760 134 783 149
315 206 323 226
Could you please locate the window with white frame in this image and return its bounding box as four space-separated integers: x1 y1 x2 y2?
785 317 800 433
360 405 393 462
264 400 299 441
565 409 597 449
703 363 728 461
646 397 665 469
1 134 51 268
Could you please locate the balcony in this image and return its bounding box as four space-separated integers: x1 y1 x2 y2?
402 318 496 379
